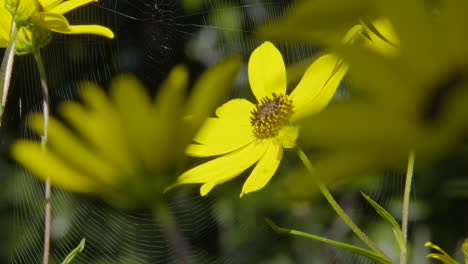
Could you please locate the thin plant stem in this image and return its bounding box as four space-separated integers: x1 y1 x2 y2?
400 151 415 264
153 202 192 264
0 21 18 123
33 50 51 264
294 146 391 262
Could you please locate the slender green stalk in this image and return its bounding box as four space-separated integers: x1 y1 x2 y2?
0 21 18 123
400 151 415 264
294 146 391 262
153 202 192 264
33 50 51 264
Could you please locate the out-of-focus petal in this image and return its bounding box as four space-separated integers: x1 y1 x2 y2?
425 242 459 264
28 114 117 184
60 84 136 174
290 53 348 121
184 56 240 143
12 141 101 193
462 239 468 264
240 141 282 196
248 41 287 101
362 18 399 56
176 140 267 196
152 65 188 166
110 74 157 168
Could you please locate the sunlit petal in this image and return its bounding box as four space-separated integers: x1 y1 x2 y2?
277 126 299 149
193 116 253 144
38 0 63 10
55 24 114 39
50 0 96 14
248 41 287 101
177 140 267 196
290 53 348 121
241 141 282 197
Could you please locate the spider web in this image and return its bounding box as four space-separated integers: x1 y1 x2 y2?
0 0 412 263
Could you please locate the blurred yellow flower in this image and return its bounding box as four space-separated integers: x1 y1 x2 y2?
272 0 468 197
259 0 399 56
171 41 347 197
1 0 114 45
425 239 468 264
11 57 240 206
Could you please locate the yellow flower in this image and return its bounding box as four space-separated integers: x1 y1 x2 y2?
172 41 347 197
0 0 114 49
32 0 114 38
11 57 240 207
425 239 468 264
267 0 468 197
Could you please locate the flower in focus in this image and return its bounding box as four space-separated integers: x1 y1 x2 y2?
1 0 114 44
170 41 347 197
12 57 240 207
425 239 468 264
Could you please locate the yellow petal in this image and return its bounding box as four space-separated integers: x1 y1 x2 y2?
39 12 114 39
110 74 157 168
426 254 459 264
425 241 459 264
36 12 70 31
462 239 468 264
191 117 253 154
290 53 348 121
240 141 282 197
248 41 287 101
184 56 240 143
177 140 268 196
152 65 188 166
28 114 117 185
14 0 39 21
363 18 399 57
277 126 299 149
39 0 63 10
56 24 114 39
189 99 256 157
12 141 101 193
214 98 255 124
50 0 96 14
0 8 12 47
186 138 254 157
60 88 136 175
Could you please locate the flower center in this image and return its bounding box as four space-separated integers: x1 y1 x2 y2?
250 93 294 139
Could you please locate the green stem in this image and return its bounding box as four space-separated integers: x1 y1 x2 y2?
400 151 415 264
294 146 391 262
33 50 51 264
0 21 18 123
153 202 192 264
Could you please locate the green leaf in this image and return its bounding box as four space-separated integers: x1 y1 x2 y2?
265 218 393 264
361 192 405 252
61 238 86 264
